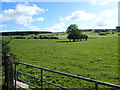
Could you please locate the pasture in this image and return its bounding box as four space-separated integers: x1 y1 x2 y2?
9 32 119 88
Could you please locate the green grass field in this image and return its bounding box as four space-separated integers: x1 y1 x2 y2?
8 32 119 88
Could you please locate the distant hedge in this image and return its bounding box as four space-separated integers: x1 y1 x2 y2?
13 36 59 39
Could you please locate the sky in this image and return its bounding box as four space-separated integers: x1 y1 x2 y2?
0 0 119 32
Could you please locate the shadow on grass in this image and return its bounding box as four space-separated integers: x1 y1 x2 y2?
57 41 72 43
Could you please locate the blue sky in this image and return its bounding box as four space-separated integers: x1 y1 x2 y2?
0 0 118 32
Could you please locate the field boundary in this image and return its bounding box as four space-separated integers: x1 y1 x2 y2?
14 62 120 89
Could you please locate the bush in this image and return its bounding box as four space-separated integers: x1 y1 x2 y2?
2 39 11 87
99 32 107 35
14 37 25 39
2 39 16 89
112 32 114 34
2 39 11 62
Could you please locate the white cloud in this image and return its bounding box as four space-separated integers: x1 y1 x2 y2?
99 8 117 17
3 9 16 15
1 0 34 2
65 10 97 21
52 22 65 29
34 17 44 21
28 25 52 32
1 0 13 2
91 19 117 29
46 22 66 32
1 3 47 26
16 15 34 26
91 8 118 29
90 0 119 5
94 20 107 27
29 26 41 30
16 4 46 16
0 24 7 28
63 8 117 29
90 0 97 4
46 28 65 32
59 17 64 22
99 0 118 5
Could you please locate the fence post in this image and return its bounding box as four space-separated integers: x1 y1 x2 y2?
41 69 43 90
95 82 98 90
4 55 14 90
14 63 17 90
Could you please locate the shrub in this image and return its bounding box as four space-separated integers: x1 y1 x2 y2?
2 39 11 62
99 32 107 35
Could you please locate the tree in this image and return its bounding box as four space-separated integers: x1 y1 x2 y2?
2 39 11 63
66 24 81 42
79 34 88 41
2 39 16 89
66 24 78 33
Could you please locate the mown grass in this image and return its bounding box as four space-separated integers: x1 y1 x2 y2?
8 32 119 88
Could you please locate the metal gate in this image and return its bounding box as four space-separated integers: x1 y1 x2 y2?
14 62 120 89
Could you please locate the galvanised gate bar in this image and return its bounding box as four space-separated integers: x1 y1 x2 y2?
14 62 120 89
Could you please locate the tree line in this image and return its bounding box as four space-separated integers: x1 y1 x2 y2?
13 35 59 39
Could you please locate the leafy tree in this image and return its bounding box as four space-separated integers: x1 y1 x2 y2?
2 39 11 63
2 39 16 88
80 34 88 41
66 24 81 42
2 39 11 88
2 38 16 65
66 24 78 33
